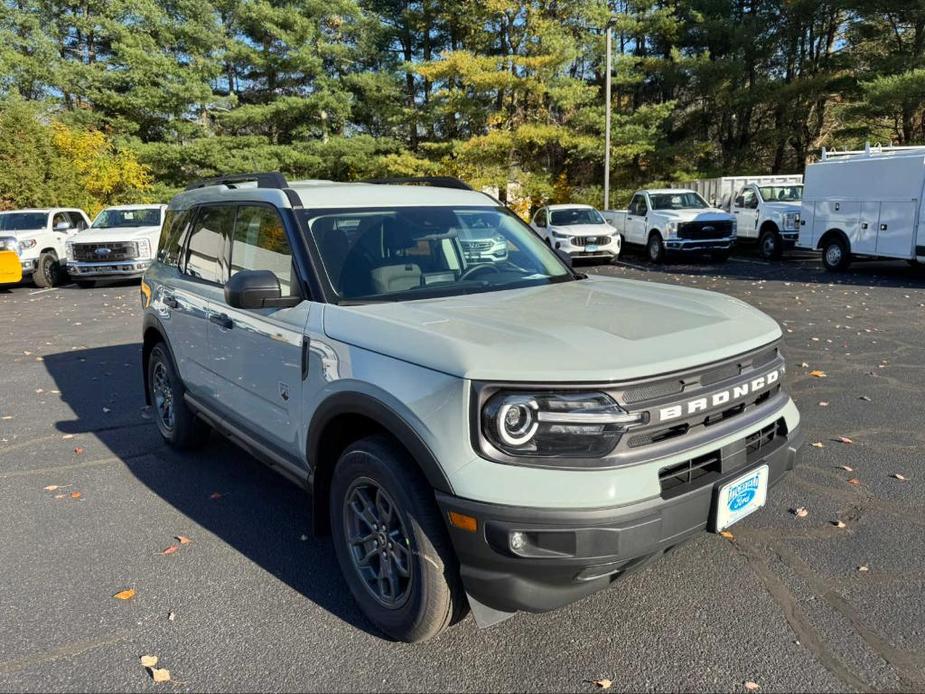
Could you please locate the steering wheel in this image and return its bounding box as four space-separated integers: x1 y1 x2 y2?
459 263 502 281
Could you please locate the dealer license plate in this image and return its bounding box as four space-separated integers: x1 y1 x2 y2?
586 243 599 252
714 465 769 531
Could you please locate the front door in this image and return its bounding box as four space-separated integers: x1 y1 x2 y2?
627 194 648 244
208 203 308 457
734 188 759 240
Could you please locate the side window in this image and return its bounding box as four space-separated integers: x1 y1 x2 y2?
52 212 70 230
629 195 646 216
230 205 293 294
158 209 189 266
534 209 547 228
740 189 756 209
67 212 87 230
183 205 235 284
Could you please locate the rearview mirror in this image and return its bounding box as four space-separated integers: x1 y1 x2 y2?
225 270 300 309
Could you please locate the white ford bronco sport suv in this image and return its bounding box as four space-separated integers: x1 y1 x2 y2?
67 204 166 287
0 208 91 287
141 172 802 642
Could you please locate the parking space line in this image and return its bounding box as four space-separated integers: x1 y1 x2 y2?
729 257 771 265
27 288 57 296
613 260 649 271
0 630 134 675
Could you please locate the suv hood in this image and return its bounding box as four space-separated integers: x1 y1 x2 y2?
72 226 160 243
549 223 614 236
323 275 781 382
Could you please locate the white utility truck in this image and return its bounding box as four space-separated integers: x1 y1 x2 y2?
67 204 166 287
677 175 803 259
603 189 736 263
798 145 925 271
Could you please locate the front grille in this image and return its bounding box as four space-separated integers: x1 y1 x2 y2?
73 241 137 262
659 451 722 497
677 221 733 239
463 240 493 251
746 420 779 458
572 235 610 246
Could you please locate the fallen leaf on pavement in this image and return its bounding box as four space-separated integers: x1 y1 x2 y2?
43 485 61 491
161 545 178 556
209 492 222 500
833 520 847 529
62 434 74 440
73 447 84 455
175 535 191 545
811 442 825 448
140 655 158 668
167 611 176 621
858 395 871 402
818 401 829 407
799 362 809 368
892 473 908 481
840 465 854 472
113 589 136 600
858 565 869 572
744 682 761 692
69 491 81 499
836 436 854 444
793 507 808 518
809 370 826 378
847 478 861 486
589 679 612 690
150 668 171 684
720 530 735 541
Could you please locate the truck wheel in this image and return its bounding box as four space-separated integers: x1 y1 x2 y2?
821 237 851 272
330 435 464 642
758 230 783 260
33 252 64 288
647 233 666 264
74 280 96 289
146 342 210 449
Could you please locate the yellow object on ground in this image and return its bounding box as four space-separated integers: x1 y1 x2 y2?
0 250 22 285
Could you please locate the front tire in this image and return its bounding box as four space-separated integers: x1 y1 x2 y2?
647 232 666 264
821 237 851 272
146 342 210 449
330 436 464 642
758 229 783 260
33 252 64 288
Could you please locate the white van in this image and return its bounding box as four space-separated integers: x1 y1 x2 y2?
798 145 925 271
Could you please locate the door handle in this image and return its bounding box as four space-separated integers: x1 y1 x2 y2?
861 223 868 230
163 295 179 309
880 224 888 231
210 313 233 330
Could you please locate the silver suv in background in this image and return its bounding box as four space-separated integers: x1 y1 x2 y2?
141 172 802 642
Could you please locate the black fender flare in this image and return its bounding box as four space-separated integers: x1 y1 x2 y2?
307 391 453 495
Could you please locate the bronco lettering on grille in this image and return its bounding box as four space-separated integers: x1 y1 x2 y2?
657 368 780 422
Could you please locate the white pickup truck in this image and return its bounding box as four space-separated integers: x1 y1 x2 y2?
728 183 802 259
0 208 91 287
67 204 166 287
603 189 736 263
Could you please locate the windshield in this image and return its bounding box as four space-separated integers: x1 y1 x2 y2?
649 192 709 210
0 212 46 231
758 185 802 202
549 208 604 226
92 208 162 229
299 205 573 303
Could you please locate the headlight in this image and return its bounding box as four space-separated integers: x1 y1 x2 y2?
136 239 152 258
66 242 74 261
784 212 798 230
0 237 18 253
731 219 738 236
665 221 678 237
551 230 569 239
480 391 647 460
19 239 37 252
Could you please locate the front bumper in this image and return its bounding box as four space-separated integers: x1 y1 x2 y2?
665 237 735 252
67 259 152 278
781 230 798 248
439 423 802 615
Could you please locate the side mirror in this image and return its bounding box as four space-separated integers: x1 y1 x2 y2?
734 197 744 208
54 222 70 232
225 270 300 309
554 247 573 268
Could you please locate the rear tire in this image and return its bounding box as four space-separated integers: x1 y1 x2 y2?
330 435 465 642
33 252 64 288
821 237 851 272
758 229 783 260
146 342 210 449
647 232 666 264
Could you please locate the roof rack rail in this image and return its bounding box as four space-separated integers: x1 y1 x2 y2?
361 176 474 191
185 171 288 191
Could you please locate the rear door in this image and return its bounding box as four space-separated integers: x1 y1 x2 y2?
208 203 309 456
875 201 917 258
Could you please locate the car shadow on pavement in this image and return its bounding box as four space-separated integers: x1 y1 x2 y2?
43 343 378 637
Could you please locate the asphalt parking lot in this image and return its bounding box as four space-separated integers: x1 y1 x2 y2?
1 250 924 693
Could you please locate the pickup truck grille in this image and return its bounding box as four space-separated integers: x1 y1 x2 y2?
572 235 610 246
72 241 137 262
677 221 733 239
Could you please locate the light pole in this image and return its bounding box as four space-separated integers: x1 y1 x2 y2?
604 18 616 211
